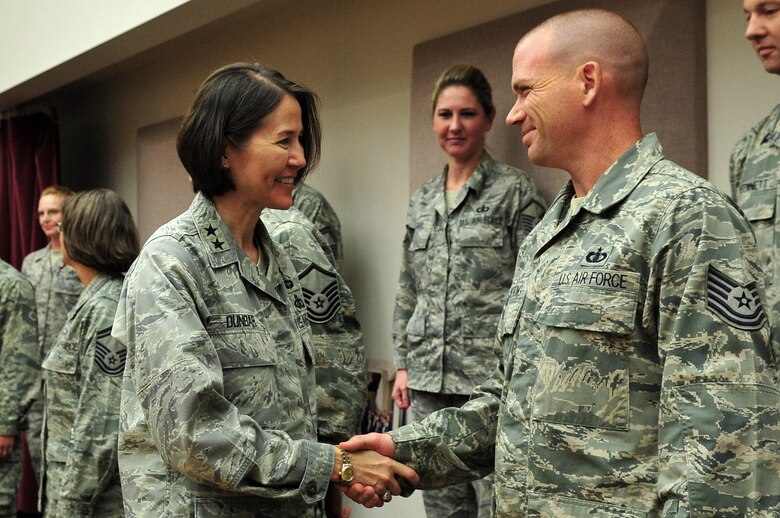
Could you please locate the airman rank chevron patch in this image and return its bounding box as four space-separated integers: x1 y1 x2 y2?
299 263 340 324
706 265 767 331
94 326 127 376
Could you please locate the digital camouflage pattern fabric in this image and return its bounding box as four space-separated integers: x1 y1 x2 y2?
42 274 125 517
262 207 366 444
393 151 545 395
22 245 82 478
730 103 780 362
410 391 494 518
114 193 335 517
394 151 544 517
0 260 39 516
293 183 343 272
390 135 780 517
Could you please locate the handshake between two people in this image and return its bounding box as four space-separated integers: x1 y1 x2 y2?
331 433 420 509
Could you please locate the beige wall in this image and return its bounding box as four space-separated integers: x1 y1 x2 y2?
48 0 552 363
708 0 778 194
38 1 779 516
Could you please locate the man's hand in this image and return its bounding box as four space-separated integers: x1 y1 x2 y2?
340 432 396 458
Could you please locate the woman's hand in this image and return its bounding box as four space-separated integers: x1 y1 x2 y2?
332 441 419 508
0 436 13 459
392 369 410 409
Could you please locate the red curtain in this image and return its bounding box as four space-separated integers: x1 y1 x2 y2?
0 112 59 270
0 111 59 516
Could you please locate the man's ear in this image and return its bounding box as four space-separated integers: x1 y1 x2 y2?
579 61 601 108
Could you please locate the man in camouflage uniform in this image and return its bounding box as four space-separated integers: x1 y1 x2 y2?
22 186 82 479
730 0 780 361
342 9 780 516
293 183 344 271
263 206 366 518
0 260 39 516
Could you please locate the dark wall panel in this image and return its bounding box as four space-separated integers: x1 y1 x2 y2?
410 0 707 202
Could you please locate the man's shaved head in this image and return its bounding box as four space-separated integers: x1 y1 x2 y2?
519 9 648 102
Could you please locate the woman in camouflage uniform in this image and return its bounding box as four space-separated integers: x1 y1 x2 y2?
41 189 139 517
22 185 82 480
113 63 416 517
391 64 546 518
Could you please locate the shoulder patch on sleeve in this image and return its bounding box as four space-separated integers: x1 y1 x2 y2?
299 263 340 324
707 265 767 331
94 326 127 375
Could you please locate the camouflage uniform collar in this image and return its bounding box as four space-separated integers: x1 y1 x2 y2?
190 194 290 304
41 243 71 273
759 103 780 145
538 134 664 246
465 150 494 196
190 193 239 268
292 182 314 201
576 133 664 215
436 151 494 216
71 272 113 313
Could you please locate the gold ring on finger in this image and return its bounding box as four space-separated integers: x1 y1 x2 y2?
382 491 392 503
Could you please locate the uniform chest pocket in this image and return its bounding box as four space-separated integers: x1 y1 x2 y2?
738 186 776 223
53 273 83 298
458 224 504 248
499 284 525 357
531 271 640 431
42 335 80 375
207 315 280 411
42 347 79 375
409 224 432 251
736 185 777 285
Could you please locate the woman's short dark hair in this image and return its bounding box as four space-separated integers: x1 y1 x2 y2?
177 62 321 196
61 189 139 275
431 64 495 119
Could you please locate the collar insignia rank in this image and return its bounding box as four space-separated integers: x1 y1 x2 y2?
299 263 340 324
707 265 767 331
203 222 229 253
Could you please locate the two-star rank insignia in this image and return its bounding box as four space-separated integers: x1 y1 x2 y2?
202 221 230 253
94 326 127 376
298 263 340 324
707 265 767 331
